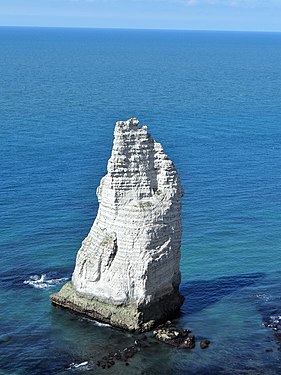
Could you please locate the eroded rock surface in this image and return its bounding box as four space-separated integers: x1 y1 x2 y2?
51 118 184 331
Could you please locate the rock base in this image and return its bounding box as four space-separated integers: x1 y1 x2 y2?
50 282 184 332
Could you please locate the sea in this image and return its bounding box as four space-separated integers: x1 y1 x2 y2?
1 27 281 375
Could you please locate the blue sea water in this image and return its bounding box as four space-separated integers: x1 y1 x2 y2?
1 27 281 374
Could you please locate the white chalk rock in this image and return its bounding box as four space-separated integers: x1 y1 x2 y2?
51 118 184 331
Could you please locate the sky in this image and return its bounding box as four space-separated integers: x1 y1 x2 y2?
0 0 280 32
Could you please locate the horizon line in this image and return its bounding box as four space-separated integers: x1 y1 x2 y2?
0 25 281 34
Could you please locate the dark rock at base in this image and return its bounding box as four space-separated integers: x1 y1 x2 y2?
134 339 142 347
96 335 148 369
261 312 281 351
153 323 195 349
113 352 122 360
179 335 195 349
200 339 210 349
107 359 115 368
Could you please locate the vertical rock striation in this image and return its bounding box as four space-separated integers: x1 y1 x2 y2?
51 118 184 331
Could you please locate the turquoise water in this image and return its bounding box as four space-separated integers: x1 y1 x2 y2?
1 27 281 374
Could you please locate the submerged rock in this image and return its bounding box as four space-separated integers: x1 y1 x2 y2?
200 339 210 349
51 118 184 331
96 335 148 369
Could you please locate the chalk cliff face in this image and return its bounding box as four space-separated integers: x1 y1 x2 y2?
51 118 184 331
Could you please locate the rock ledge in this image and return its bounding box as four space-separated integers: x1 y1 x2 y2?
51 282 183 331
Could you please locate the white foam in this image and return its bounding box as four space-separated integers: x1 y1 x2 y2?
269 315 281 323
256 293 271 302
74 361 88 368
93 321 111 327
23 274 68 289
79 316 111 327
68 361 89 370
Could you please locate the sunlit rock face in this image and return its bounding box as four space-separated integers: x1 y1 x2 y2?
51 118 184 331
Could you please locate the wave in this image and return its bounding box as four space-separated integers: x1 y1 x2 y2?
256 293 272 302
23 274 69 289
68 361 89 370
93 321 111 327
264 315 281 330
78 316 111 327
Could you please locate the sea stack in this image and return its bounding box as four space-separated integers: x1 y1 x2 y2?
51 118 184 331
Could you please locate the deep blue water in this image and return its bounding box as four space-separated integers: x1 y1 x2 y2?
1 27 281 374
